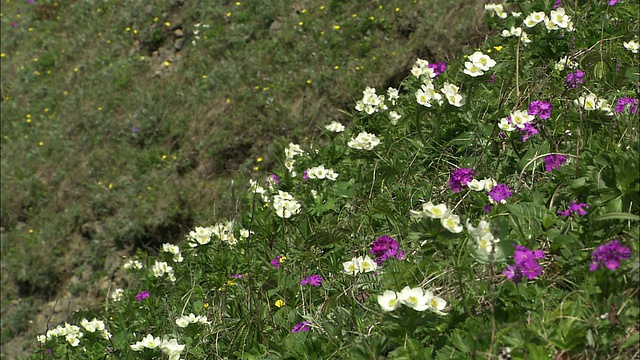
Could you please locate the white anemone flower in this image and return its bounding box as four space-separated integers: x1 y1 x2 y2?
377 290 400 312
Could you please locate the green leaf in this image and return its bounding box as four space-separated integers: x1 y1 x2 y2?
593 212 639 222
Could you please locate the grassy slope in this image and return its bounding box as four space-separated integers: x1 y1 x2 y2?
0 0 485 354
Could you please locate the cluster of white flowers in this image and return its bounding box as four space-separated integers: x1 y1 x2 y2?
36 321 104 348
122 259 143 270
387 87 399 105
324 121 345 132
355 86 388 114
466 177 497 192
306 164 338 181
500 26 532 44
409 201 463 233
411 58 437 79
152 260 176 282
284 142 305 176
574 93 613 115
175 313 211 328
162 243 184 262
110 288 124 302
187 221 238 247
210 220 237 245
466 219 501 254
415 81 442 107
342 255 378 275
498 109 535 132
463 51 497 77
273 191 301 218
249 179 270 203
484 3 508 19
191 23 210 46
523 11 546 27
441 82 464 107
187 226 213 246
347 131 381 150
555 55 578 71
131 335 185 360
623 39 639 54
389 110 401 125
377 286 447 315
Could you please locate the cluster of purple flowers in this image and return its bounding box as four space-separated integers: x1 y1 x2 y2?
427 61 447 77
266 174 279 186
608 0 620 5
488 183 512 204
566 70 585 88
135 291 150 301
615 97 638 114
450 168 476 193
553 0 562 9
557 202 589 217
590 240 631 271
370 236 404 265
300 274 323 287
543 154 567 172
520 123 539 142
528 100 553 120
270 255 285 269
292 321 311 333
503 245 545 283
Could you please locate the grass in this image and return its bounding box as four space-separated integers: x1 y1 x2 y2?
0 0 487 355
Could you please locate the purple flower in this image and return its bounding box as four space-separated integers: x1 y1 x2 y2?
135 291 150 301
528 100 553 120
28 0 35 3
615 97 638 114
132 126 139 133
270 255 285 269
608 0 620 5
12 21 18 27
553 0 562 9
449 168 476 193
231 273 243 278
487 183 512 204
266 174 279 186
566 70 585 88
300 274 323 287
483 204 493 213
504 245 545 282
427 61 447 76
520 123 539 142
590 240 631 271
557 202 589 217
543 154 567 172
488 74 497 84
302 170 309 181
370 236 404 265
291 321 311 333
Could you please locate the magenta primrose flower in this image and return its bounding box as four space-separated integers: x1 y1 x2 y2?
557 202 589 217
270 255 285 269
520 123 539 142
566 70 585 88
487 183 512 204
135 291 150 301
590 240 631 271
370 236 404 265
615 97 638 114
503 245 545 283
543 154 567 172
450 168 476 193
608 0 620 5
291 321 311 333
300 274 323 287
528 100 553 120
427 61 447 76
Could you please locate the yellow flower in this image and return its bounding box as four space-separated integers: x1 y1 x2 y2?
125 27 130 32
236 1 241 5
320 5 325 10
29 229 34 233
164 61 170 66
298 21 303 26
227 280 235 286
153 17 158 22
253 166 259 171
395 7 400 12
38 141 43 146
165 22 171 27
257 157 263 162
108 183 113 189
74 67 79 72
202 75 207 79
493 45 503 51
0 53 5 58
334 65 339 70
204 303 209 309
226 98 231 103
306 79 312 84
162 154 167 159
279 256 287 263
332 25 340 30
275 299 285 308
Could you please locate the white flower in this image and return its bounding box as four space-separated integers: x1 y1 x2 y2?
574 93 599 111
176 316 190 328
467 219 500 254
122 259 143 270
483 178 497 191
498 117 516 132
523 12 545 27
441 82 464 107
356 255 378 273
306 165 338 181
161 338 185 360
131 341 145 351
467 179 486 191
325 121 345 132
348 132 381 150
343 259 359 275
239 229 251 238
389 110 401 125
468 51 496 71
162 243 180 255
425 291 448 315
101 330 111 340
510 110 534 129
511 12 522 18
66 333 82 347
36 335 47 344
377 290 400 312
110 288 124 302
415 81 442 107
273 191 301 218
355 86 387 114
555 56 578 71
411 58 436 79
463 61 484 77
441 214 463 233
397 286 429 310
387 87 399 105
141 334 161 349
188 226 212 246
285 143 305 159
624 40 639 54
484 3 507 19
423 201 450 219
550 7 570 28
